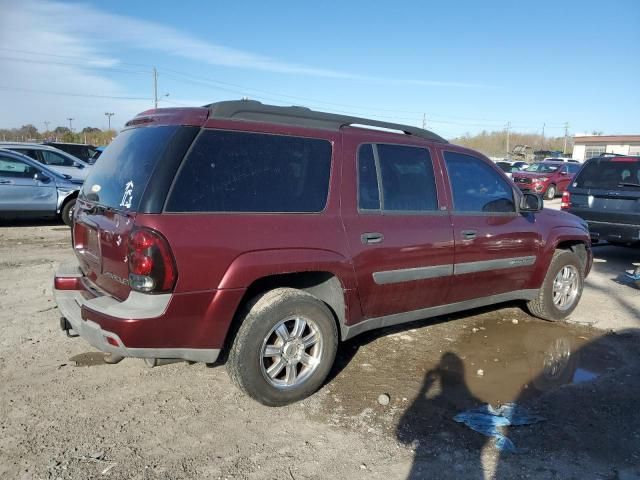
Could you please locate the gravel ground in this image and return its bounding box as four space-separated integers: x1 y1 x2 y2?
1 219 639 479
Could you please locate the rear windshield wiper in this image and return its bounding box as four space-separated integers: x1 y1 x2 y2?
618 182 640 188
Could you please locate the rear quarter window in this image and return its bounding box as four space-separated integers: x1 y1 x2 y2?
166 130 332 213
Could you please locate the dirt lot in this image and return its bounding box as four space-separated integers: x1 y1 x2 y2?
1 220 639 480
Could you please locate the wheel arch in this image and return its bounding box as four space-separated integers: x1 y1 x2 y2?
530 227 591 287
220 270 352 361
58 190 79 214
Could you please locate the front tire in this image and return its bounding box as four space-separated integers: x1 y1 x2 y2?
61 198 76 227
545 184 556 200
227 288 338 406
527 250 584 321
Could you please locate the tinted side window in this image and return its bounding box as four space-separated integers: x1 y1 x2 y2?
12 149 39 161
444 152 515 213
0 155 37 178
568 164 581 174
378 144 438 212
41 150 75 167
167 130 332 213
358 144 380 210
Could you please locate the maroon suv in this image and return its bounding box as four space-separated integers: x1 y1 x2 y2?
512 161 581 200
54 101 592 405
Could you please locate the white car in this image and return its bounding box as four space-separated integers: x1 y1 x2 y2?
0 142 91 182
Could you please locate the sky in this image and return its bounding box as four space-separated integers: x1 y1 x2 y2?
0 0 639 139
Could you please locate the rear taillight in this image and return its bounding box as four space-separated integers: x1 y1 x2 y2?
560 191 571 210
127 228 177 293
72 221 87 249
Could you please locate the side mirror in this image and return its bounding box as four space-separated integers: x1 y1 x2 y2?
519 192 543 212
34 172 51 183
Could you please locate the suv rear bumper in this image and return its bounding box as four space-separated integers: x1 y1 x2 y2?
584 220 640 244
53 261 242 363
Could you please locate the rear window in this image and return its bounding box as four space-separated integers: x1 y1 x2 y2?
166 130 332 213
81 126 179 211
574 159 640 189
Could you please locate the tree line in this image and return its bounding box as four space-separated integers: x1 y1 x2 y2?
451 130 573 158
0 124 117 146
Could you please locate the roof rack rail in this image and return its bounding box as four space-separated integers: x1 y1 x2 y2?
203 100 448 143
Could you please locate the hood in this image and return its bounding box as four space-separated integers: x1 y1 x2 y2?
537 207 589 233
513 171 549 179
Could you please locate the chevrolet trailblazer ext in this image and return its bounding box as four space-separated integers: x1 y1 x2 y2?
54 101 592 406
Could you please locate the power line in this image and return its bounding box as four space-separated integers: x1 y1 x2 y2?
0 86 150 101
0 55 150 75
158 68 521 126
0 47 150 68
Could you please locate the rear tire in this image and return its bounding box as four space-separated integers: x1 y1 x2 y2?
527 250 584 321
61 198 76 227
227 288 338 406
545 184 556 200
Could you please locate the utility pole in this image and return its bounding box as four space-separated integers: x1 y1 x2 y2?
105 112 114 130
44 121 50 132
153 67 158 109
422 113 427 129
563 122 569 154
67 117 74 131
505 121 511 159
541 123 545 149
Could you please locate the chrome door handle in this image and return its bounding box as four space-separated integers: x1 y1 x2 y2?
461 230 477 240
361 232 384 245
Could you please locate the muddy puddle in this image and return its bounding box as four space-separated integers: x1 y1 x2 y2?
69 352 108 367
317 308 625 440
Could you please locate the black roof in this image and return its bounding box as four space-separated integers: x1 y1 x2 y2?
203 100 448 143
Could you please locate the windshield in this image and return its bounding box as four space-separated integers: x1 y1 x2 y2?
80 126 179 211
574 159 640 189
526 163 559 173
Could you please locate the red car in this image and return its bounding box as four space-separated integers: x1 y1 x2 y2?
54 101 592 405
512 161 581 200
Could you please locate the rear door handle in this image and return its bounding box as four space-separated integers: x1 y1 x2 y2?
0 180 13 184
361 232 384 245
461 230 477 240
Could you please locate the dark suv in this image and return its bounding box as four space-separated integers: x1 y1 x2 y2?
53 101 592 405
562 155 640 245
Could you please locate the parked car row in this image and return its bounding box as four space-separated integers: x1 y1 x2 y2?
0 142 97 225
0 148 81 225
0 142 91 181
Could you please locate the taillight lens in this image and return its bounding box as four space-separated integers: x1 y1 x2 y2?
127 228 177 293
560 191 571 210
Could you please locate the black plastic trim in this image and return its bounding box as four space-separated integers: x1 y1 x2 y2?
137 126 200 214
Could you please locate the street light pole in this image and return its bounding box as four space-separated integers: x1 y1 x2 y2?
67 117 74 131
105 112 114 130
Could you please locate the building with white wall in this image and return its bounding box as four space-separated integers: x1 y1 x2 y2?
572 135 640 161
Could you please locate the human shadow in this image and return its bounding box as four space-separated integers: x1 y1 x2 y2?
396 352 487 480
